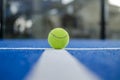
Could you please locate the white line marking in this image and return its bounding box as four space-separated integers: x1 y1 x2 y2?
25 49 101 80
0 48 120 50
0 48 48 50
66 48 120 50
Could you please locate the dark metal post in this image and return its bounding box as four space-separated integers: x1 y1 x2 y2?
100 0 106 39
0 0 3 39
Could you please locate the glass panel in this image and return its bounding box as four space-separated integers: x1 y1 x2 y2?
107 0 120 39
3 0 100 39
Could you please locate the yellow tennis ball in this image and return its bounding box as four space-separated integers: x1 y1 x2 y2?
48 28 69 49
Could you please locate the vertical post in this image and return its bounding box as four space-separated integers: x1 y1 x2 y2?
0 0 3 39
100 0 106 39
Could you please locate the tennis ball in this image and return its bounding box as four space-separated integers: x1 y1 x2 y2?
48 28 69 49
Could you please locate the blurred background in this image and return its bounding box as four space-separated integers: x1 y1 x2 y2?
0 0 120 39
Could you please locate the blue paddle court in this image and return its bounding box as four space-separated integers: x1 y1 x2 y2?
1 0 120 80
0 39 120 80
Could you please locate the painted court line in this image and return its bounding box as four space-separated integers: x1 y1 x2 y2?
25 49 100 80
0 48 120 50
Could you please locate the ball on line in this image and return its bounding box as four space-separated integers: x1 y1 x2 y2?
48 28 69 49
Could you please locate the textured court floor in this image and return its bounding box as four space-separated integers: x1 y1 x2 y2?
0 39 120 80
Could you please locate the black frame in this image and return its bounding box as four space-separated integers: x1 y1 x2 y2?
100 0 106 39
0 0 3 38
0 0 3 39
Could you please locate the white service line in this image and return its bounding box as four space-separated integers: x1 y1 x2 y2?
25 49 101 80
0 47 120 50
66 48 120 50
0 48 48 50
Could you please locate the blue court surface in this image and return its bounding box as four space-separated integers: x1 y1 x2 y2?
0 39 120 80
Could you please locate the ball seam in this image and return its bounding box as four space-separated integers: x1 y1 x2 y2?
51 33 67 39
